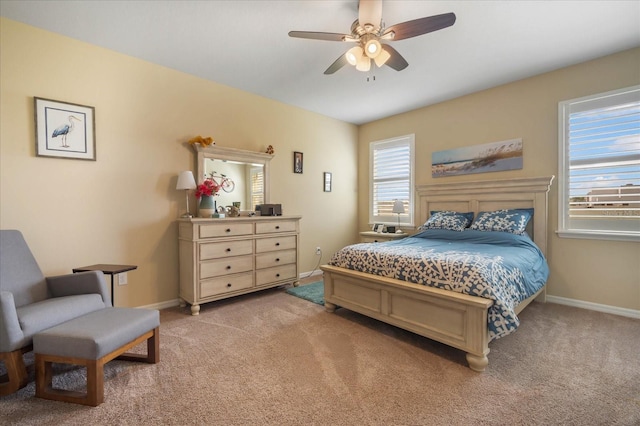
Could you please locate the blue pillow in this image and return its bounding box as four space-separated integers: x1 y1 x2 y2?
469 209 533 235
418 211 474 232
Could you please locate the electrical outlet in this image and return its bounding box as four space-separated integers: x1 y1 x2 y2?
315 247 321 256
118 272 128 285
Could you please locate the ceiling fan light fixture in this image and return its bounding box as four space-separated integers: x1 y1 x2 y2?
345 46 363 66
355 56 371 72
373 47 391 67
364 39 381 58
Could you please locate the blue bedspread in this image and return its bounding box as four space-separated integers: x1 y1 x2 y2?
328 229 549 341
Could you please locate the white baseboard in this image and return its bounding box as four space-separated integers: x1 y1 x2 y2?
138 299 182 311
137 274 324 310
299 269 323 280
134 288 639 320
547 295 640 319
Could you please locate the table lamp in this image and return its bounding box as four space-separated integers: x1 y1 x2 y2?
176 171 197 218
392 199 405 234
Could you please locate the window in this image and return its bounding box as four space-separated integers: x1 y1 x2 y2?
249 167 264 210
558 85 640 242
369 134 415 226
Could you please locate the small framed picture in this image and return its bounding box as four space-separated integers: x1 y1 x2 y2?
375 224 384 233
293 151 303 174
34 97 96 160
323 172 332 192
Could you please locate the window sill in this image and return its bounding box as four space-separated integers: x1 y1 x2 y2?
556 229 640 243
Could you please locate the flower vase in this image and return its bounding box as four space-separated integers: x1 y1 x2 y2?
198 195 216 218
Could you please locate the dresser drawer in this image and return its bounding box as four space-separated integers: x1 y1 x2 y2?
200 240 253 260
255 220 298 234
200 272 253 298
199 223 253 239
255 264 297 286
255 249 296 269
200 255 253 279
255 235 297 253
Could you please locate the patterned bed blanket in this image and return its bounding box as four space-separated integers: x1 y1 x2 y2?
328 229 549 341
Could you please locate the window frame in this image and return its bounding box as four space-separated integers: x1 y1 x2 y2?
369 134 415 227
557 85 640 242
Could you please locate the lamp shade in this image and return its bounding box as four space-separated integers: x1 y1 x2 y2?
176 171 196 190
392 199 405 214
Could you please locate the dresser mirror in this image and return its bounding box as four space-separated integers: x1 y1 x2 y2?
193 144 273 212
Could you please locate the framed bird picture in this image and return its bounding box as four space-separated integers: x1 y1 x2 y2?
34 97 96 160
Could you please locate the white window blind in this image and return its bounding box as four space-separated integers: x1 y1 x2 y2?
558 85 640 241
369 135 415 226
250 167 264 211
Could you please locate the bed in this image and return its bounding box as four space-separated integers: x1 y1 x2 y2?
320 176 554 372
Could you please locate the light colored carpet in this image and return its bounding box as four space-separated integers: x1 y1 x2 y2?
285 281 323 305
1 286 639 425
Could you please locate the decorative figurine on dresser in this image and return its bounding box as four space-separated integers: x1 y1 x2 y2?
178 143 300 315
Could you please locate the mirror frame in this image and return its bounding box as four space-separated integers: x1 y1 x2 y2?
193 144 274 205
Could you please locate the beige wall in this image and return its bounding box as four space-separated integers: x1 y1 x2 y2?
0 19 359 308
359 48 640 311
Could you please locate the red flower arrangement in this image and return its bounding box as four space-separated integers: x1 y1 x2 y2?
195 178 221 198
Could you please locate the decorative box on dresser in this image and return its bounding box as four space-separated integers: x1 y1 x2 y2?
178 216 301 315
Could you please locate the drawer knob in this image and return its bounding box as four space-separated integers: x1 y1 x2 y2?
226 228 231 233
275 242 280 246
226 266 232 270
227 283 232 288
276 273 280 277
226 248 231 252
275 258 280 262
275 226 280 229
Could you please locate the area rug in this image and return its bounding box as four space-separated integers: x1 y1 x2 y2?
285 281 324 305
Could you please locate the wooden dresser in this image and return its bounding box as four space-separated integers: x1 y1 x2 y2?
178 216 301 315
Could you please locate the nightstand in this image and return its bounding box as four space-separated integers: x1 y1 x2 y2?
359 231 408 243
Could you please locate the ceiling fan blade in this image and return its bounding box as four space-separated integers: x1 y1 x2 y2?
324 53 349 75
381 44 408 71
359 0 383 28
288 31 349 42
383 12 456 41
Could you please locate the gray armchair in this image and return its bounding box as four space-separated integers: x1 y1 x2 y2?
0 230 111 396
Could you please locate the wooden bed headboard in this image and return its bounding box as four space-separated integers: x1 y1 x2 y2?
416 176 555 256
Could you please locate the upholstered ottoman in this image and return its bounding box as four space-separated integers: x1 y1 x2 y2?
33 307 160 406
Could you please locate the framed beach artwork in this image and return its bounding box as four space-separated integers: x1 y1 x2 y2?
432 138 523 178
34 97 96 160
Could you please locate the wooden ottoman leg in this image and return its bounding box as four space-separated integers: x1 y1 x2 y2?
86 360 104 406
35 355 54 400
0 349 29 396
148 327 159 363
116 327 159 364
36 354 102 406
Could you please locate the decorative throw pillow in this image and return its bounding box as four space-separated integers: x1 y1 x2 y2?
469 209 533 234
418 211 474 232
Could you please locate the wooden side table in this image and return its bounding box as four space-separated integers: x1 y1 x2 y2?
359 231 408 243
72 264 137 307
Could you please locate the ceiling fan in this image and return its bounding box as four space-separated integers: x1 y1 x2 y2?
288 0 456 75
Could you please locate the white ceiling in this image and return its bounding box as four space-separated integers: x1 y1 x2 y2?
2 1 639 125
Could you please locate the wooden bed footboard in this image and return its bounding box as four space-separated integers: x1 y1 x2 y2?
321 264 494 372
